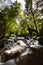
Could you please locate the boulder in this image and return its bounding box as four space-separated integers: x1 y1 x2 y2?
17 48 43 65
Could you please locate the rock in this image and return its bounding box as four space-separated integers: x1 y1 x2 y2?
1 50 24 62
0 36 43 65
4 46 25 54
3 59 16 65
1 52 11 62
8 39 14 43
17 48 43 65
16 40 27 47
0 45 26 62
0 43 4 49
38 37 43 45
34 40 39 46
21 48 32 57
30 40 40 48
9 37 16 40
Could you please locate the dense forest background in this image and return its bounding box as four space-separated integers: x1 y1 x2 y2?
0 0 43 43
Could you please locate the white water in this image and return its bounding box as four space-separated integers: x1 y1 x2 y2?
5 45 25 54
0 59 16 65
4 40 27 54
0 37 43 65
21 48 32 56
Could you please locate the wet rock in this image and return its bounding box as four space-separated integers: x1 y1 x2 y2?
0 36 43 65
17 48 43 65
0 59 16 65
16 40 27 47
38 37 43 45
0 46 26 62
0 43 4 49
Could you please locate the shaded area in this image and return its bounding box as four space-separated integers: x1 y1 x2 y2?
17 48 43 65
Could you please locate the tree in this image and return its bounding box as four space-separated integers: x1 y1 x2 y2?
24 0 43 36
0 0 22 40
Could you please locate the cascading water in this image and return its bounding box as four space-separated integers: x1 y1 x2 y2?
0 36 43 65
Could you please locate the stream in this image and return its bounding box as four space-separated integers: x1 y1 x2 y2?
0 36 43 65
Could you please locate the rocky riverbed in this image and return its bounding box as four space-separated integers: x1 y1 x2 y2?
0 36 43 65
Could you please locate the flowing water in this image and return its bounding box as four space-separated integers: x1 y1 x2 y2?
0 36 43 65
0 59 16 65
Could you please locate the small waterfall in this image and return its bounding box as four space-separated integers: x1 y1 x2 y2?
0 36 43 65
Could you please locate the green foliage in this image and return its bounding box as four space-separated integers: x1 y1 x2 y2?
25 0 43 36
0 0 22 38
0 0 43 39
